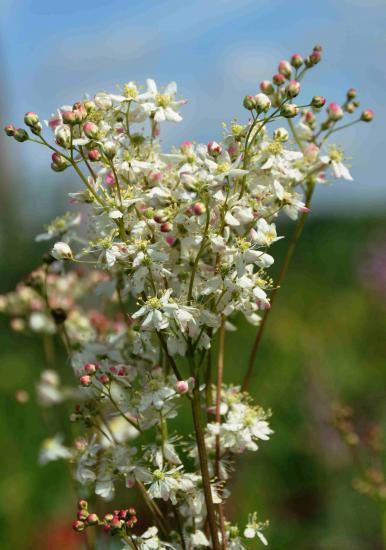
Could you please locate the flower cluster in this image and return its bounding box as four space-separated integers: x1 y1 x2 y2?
2 44 374 549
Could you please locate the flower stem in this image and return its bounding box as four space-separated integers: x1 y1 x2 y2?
191 376 220 549
241 179 315 391
215 317 227 549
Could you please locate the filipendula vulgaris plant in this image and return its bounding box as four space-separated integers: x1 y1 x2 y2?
2 45 374 549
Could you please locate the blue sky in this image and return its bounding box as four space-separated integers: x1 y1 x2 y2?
1 0 385 220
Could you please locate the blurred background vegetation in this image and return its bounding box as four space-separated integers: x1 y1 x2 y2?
1 211 385 549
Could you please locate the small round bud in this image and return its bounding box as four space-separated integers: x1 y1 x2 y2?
87 513 99 525
14 128 29 142
73 102 87 122
24 112 39 127
55 125 71 148
345 103 356 114
154 211 168 224
272 73 285 86
176 380 189 394
78 499 88 510
77 509 89 521
347 88 357 100
51 152 68 171
180 140 193 154
290 54 303 69
254 93 271 113
243 95 256 110
51 242 73 260
103 140 117 159
311 95 326 109
160 222 172 233
80 375 91 387
72 520 85 532
328 102 343 121
304 111 316 125
280 104 299 118
192 202 206 215
62 110 77 125
207 141 222 157
286 80 301 98
278 60 292 79
84 363 96 375
98 374 110 385
260 80 274 95
4 124 15 136
273 127 289 142
110 516 123 530
303 143 320 162
83 121 99 139
104 513 114 523
88 149 101 162
309 49 321 65
361 109 374 122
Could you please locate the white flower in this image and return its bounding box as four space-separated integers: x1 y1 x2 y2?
39 434 72 464
141 79 186 123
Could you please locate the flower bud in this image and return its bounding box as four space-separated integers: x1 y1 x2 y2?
207 141 222 157
328 102 343 121
303 143 319 162
77 509 89 521
14 128 29 142
73 102 87 122
78 499 88 510
260 80 274 95
311 95 326 109
345 103 356 114
95 92 113 110
62 110 77 125
88 149 101 162
254 93 271 113
80 375 91 387
243 95 256 110
104 513 114 523
309 49 321 65
83 121 99 139
280 104 299 118
272 73 285 86
72 520 85 533
347 88 357 100
87 513 99 525
278 60 292 79
84 363 96 375
180 140 193 154
84 100 96 113
98 374 109 385
24 112 39 127
176 380 189 394
51 152 68 172
304 111 316 125
55 125 71 148
193 202 206 215
273 127 288 142
285 80 301 98
160 222 172 233
110 516 123 530
361 109 374 122
4 124 15 136
51 242 73 260
31 123 42 135
103 140 117 159
290 54 303 69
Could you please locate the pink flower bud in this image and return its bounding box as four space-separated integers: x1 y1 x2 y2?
79 375 91 387
98 374 109 385
280 104 299 118
304 143 319 161
243 95 256 110
272 73 285 86
62 110 77 125
83 121 99 139
104 513 114 523
88 149 101 162
361 109 374 122
309 49 321 65
328 102 343 121
110 516 122 529
180 140 193 153
207 141 222 157
87 513 99 525
149 171 163 183
290 54 303 69
72 520 85 532
160 222 172 233
304 111 316 124
105 171 116 185
193 202 206 215
166 235 176 246
311 96 326 109
286 80 301 98
278 60 292 78
78 499 88 510
176 380 189 394
260 80 274 94
84 363 96 375
4 124 15 136
77 509 89 521
24 112 39 127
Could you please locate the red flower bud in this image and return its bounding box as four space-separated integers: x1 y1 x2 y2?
328 102 343 121
79 375 91 387
87 513 99 525
78 499 88 510
160 222 172 233
72 520 85 532
84 363 96 375
272 73 285 86
290 54 303 69
207 141 222 157
88 149 101 162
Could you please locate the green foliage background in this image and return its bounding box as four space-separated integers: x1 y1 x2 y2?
0 216 385 549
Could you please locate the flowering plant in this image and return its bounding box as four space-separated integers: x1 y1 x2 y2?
2 45 374 549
